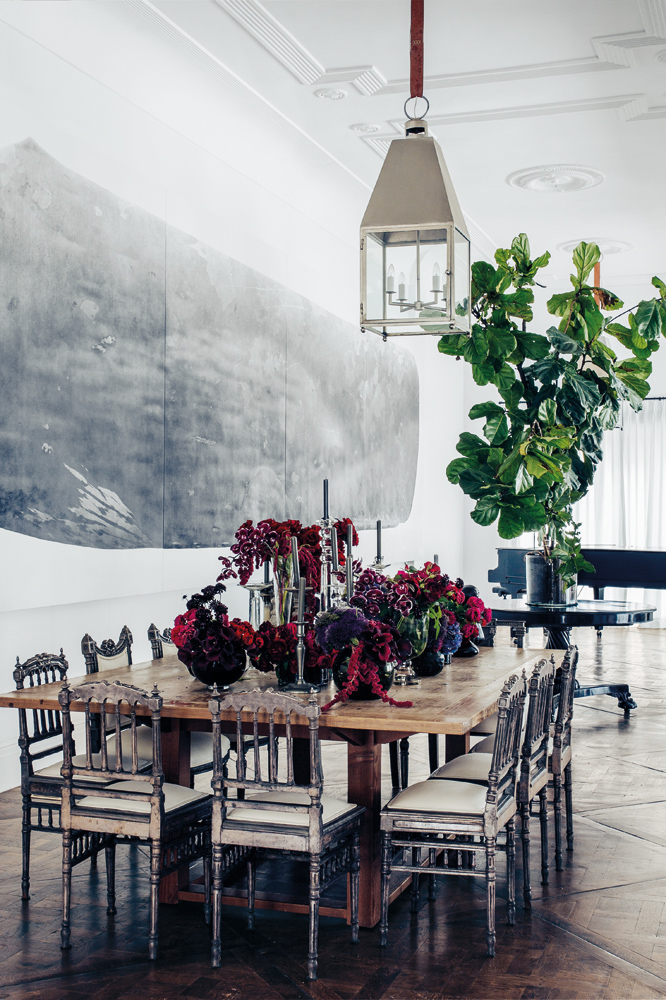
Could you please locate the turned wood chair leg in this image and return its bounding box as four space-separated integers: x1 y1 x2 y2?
428 733 439 772
553 772 563 870
61 829 73 950
389 741 400 793
105 838 117 915
564 762 574 851
410 846 420 912
247 856 256 931
21 797 31 900
539 787 549 885
380 831 391 947
211 844 224 968
350 831 360 944
521 801 532 909
400 738 410 789
203 851 212 925
485 835 496 958
428 847 437 899
148 840 161 961
507 817 516 926
307 854 321 981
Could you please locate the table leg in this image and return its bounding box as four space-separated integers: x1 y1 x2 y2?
545 627 571 649
347 734 382 929
445 733 470 761
159 720 191 904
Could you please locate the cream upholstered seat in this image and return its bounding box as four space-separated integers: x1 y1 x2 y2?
225 791 357 828
59 679 213 961
106 726 230 773
380 672 526 957
470 733 496 754
209 689 364 981
430 752 494 784
471 710 498 736
37 751 151 781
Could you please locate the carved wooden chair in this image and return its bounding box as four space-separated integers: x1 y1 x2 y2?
380 672 525 956
443 657 555 906
59 679 212 960
209 689 364 980
552 645 578 868
147 624 229 784
82 626 134 674
13 651 149 899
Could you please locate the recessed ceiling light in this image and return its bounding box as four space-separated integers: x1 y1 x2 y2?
506 165 605 193
557 238 635 255
350 123 381 134
315 88 348 101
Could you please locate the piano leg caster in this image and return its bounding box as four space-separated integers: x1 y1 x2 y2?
574 682 637 715
595 627 603 640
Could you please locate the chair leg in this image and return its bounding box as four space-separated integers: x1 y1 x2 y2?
539 787 549 885
61 829 72 950
399 738 410 789
307 854 321 981
148 840 161 960
428 848 437 899
553 771 563 870
211 844 224 968
506 817 516 926
247 856 255 931
485 835 496 957
564 762 574 851
388 742 401 794
105 837 117 915
380 830 391 946
410 847 420 912
203 849 212 925
21 797 31 900
350 831 360 944
521 801 531 909
428 733 439 772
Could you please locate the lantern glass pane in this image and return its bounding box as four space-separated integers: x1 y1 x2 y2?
365 233 384 321
454 228 470 329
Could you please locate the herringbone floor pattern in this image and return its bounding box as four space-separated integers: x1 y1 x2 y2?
0 626 665 998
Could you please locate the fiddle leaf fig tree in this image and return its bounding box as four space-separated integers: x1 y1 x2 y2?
440 235 666 587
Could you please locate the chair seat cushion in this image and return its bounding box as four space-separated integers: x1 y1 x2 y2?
36 752 151 783
430 753 493 783
77 780 210 815
225 791 357 829
470 735 496 754
107 728 229 769
470 711 498 736
386 778 488 815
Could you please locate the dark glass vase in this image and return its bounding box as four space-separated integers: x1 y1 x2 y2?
179 649 246 688
332 653 395 700
453 638 480 658
412 648 445 677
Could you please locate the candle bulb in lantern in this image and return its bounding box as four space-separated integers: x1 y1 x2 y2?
376 519 382 561
297 577 306 622
398 272 406 300
346 523 354 599
433 553 439 566
331 526 339 572
323 478 329 520
386 263 395 294
432 262 441 291
290 536 300 585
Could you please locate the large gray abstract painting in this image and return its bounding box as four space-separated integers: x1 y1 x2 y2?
0 139 419 548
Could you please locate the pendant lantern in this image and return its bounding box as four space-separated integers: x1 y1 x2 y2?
360 1 471 340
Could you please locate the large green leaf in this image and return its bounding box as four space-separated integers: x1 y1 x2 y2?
634 299 662 341
538 398 557 425
493 362 518 392
446 457 473 484
530 356 565 383
468 401 504 420
511 233 531 266
471 495 501 526
497 506 525 539
437 334 468 357
502 288 534 320
572 241 601 283
564 371 602 409
472 261 498 294
487 326 517 359
463 330 490 365
525 454 549 479
514 463 533 494
652 275 666 297
547 326 583 356
518 500 547 532
458 468 495 497
515 332 551 360
547 292 575 318
456 432 488 457
472 361 495 386
483 413 509 446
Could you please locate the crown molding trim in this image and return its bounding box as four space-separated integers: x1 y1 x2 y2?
384 94 646 128
639 0 666 38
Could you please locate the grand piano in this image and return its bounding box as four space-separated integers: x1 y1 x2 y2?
487 547 663 713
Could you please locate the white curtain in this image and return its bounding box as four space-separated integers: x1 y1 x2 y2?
575 399 666 625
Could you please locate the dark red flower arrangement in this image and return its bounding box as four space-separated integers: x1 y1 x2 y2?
171 582 260 683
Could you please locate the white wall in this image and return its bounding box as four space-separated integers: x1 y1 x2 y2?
0 5 467 790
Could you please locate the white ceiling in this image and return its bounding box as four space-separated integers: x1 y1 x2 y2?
145 0 666 294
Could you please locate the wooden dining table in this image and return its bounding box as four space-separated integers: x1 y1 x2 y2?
0 642 548 928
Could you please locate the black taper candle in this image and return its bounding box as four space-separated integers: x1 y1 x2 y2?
323 479 329 519
376 519 382 560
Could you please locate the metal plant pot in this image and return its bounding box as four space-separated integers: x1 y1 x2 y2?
525 552 577 607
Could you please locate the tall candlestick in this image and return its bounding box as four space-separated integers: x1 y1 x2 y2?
376 519 382 561
264 559 270 584
323 479 329 519
346 524 354 600
297 577 306 621
290 536 300 585
331 526 339 572
433 553 439 566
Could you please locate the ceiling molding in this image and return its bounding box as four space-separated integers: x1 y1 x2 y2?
122 0 370 190
317 65 387 96
639 0 666 37
616 96 666 120
382 94 645 128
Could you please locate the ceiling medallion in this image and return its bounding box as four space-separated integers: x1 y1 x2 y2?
506 165 605 193
656 48 666 63
315 88 348 100
350 123 381 134
556 238 635 255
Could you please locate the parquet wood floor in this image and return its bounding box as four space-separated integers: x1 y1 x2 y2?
1 627 665 998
